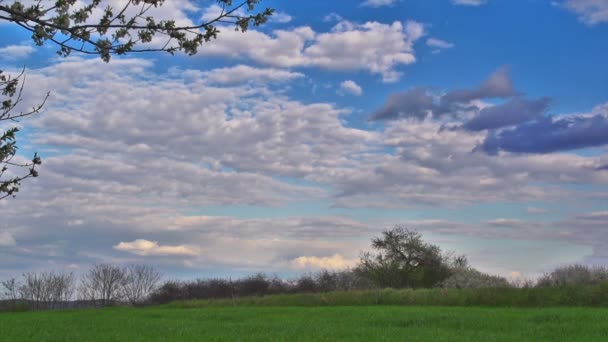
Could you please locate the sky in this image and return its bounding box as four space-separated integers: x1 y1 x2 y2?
0 0 607 281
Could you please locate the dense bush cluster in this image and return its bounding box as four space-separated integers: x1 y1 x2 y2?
149 271 374 304
536 264 608 287
439 267 511 289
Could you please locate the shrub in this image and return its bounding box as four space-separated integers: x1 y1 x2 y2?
440 268 511 289
536 264 608 287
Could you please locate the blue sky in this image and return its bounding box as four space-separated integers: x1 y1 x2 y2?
0 0 607 280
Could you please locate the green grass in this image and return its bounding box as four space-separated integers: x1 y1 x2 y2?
2 306 608 341
166 285 608 309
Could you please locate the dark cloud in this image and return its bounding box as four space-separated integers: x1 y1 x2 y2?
441 66 516 105
479 114 608 154
369 67 517 121
463 97 551 131
369 87 436 121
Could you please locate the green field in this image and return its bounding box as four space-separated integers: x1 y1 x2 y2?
2 306 608 341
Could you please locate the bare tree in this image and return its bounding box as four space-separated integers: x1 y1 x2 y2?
121 264 161 305
79 264 125 306
1 277 19 310
19 272 45 310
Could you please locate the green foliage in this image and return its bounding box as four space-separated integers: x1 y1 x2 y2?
355 226 452 289
2 306 608 341
0 0 274 62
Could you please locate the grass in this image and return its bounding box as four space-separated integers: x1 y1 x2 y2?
166 285 608 309
2 306 608 341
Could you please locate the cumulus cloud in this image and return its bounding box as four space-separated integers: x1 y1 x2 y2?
198 20 424 82
559 0 608 25
339 80 363 96
114 239 198 256
0 44 34 59
292 254 356 269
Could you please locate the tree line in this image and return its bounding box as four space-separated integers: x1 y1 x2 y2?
3 227 608 311
1 264 160 311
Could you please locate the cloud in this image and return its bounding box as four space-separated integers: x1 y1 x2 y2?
370 67 516 121
199 20 424 82
370 87 436 121
361 0 397 7
0 44 34 59
426 38 455 50
1 57 607 279
201 3 245 22
462 97 551 131
114 239 198 256
452 0 487 5
0 231 16 247
479 113 608 154
292 254 356 269
339 80 363 96
201 65 304 85
271 12 293 24
559 0 608 25
323 13 343 22
441 66 516 105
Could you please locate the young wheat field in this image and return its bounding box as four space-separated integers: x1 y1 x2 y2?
2 305 608 341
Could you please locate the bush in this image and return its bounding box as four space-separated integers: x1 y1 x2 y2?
536 265 608 287
440 267 511 289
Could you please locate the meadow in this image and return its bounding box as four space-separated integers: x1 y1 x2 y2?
2 305 608 341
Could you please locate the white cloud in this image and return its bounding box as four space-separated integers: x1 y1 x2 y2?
426 38 455 49
114 239 198 256
323 13 343 22
0 44 34 59
452 0 487 5
0 231 16 247
201 65 304 85
339 80 363 96
361 0 397 7
292 254 356 269
272 12 293 24
199 20 424 82
560 0 608 25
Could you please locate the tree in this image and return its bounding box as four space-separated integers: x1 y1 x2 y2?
79 263 125 306
121 264 161 305
1 277 20 310
0 0 274 62
356 226 452 288
0 0 273 199
0 70 44 199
